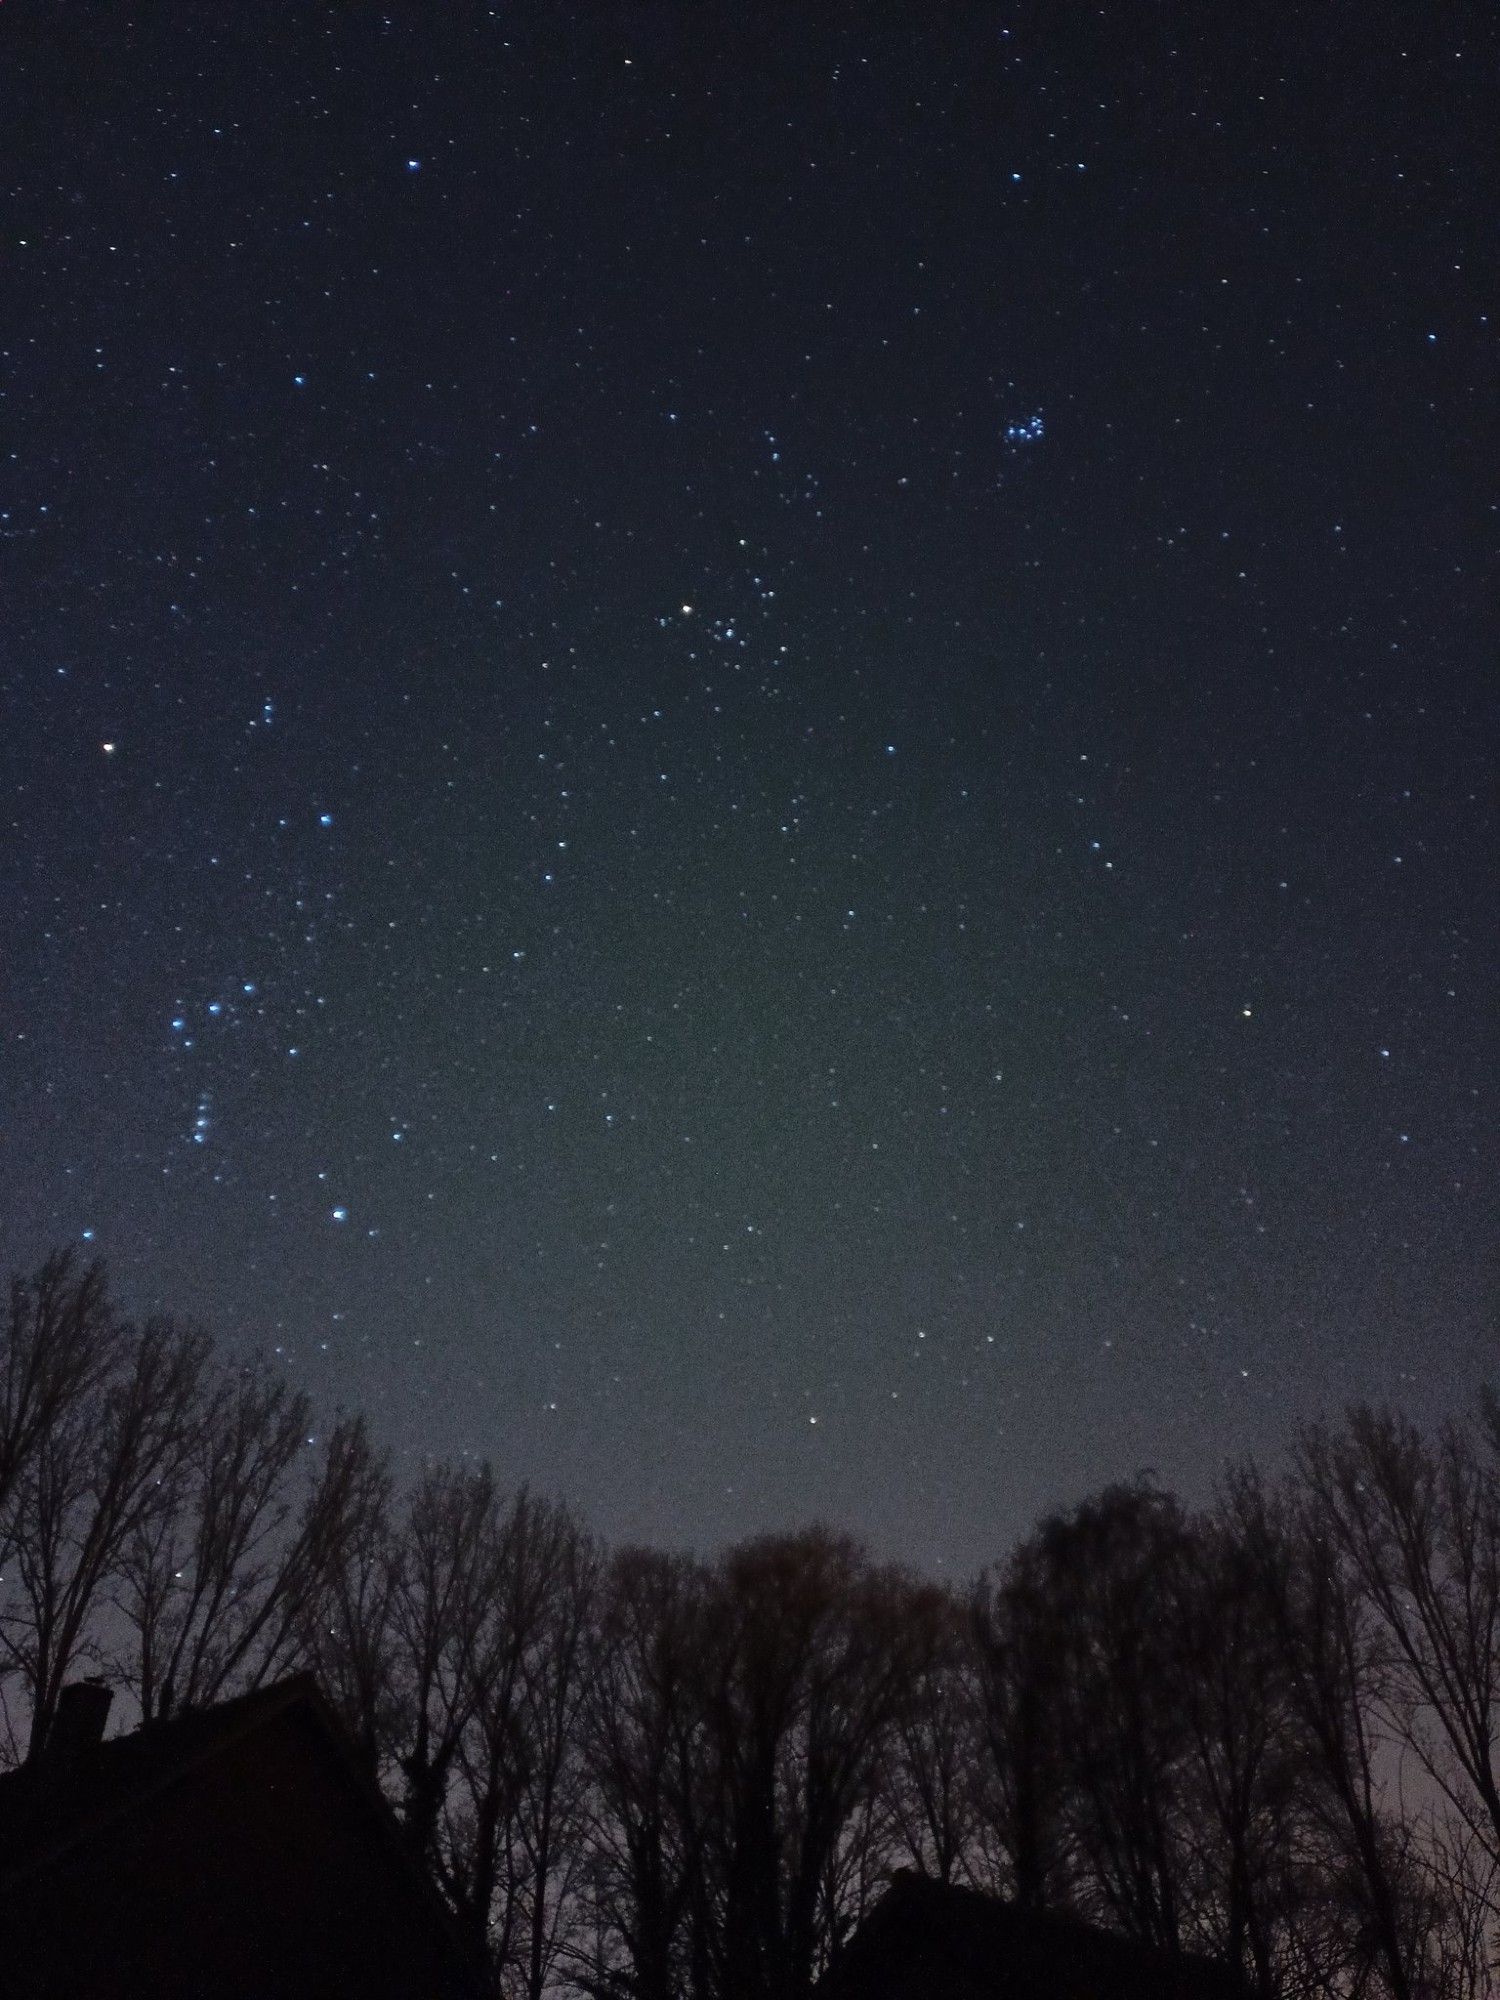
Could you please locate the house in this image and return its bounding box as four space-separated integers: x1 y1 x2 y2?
818 1871 1246 2000
0 1673 486 2000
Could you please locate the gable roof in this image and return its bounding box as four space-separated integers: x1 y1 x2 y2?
0 1676 351 1885
0 1673 482 1994
819 1872 1246 2000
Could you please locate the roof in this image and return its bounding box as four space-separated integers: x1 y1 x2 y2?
0 1675 340 1886
0 1672 483 1995
819 1872 1246 2000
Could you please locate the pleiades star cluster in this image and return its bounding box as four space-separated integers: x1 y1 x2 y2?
2 6 1493 1569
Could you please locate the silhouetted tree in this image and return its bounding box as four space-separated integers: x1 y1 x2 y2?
512 1515 601 2000
1300 1405 1500 1871
971 1550 1071 1910
1011 1482 1197 1948
575 1548 712 2000
1173 1506 1305 1997
882 1582 977 1887
373 1464 593 1991
700 1530 930 2000
1 1308 207 1757
115 1361 385 1722
1231 1467 1429 2000
304 1440 400 1776
0 1254 116 1529
4 1252 1498 1996
383 1463 513 1890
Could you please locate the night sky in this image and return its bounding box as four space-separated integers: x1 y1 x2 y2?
3 6 1494 1573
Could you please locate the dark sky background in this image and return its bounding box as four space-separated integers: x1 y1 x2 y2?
2 5 1494 1574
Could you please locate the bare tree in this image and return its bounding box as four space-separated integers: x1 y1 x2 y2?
0 1311 207 1757
1424 1811 1500 1999
384 1462 510 1876
1002 1482 1196 1950
970 1554 1071 1910
302 1436 399 1778
1175 1506 1304 1996
574 1548 712 2000
376 1464 592 1993
8 1248 1497 1998
113 1362 307 1719
0 1253 120 1762
1231 1466 1430 2000
512 1513 601 2000
0 1254 117 1546
432 1486 567 1979
701 1530 931 2000
881 1583 977 1887
118 1393 386 1723
1300 1405 1500 1870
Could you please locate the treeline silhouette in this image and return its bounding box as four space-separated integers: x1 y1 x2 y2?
1 1250 1495 1999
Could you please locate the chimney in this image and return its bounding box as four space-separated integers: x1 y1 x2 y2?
46 1680 114 1759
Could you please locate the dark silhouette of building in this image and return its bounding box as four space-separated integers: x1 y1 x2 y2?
818 1872 1246 2000
0 1673 484 2000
